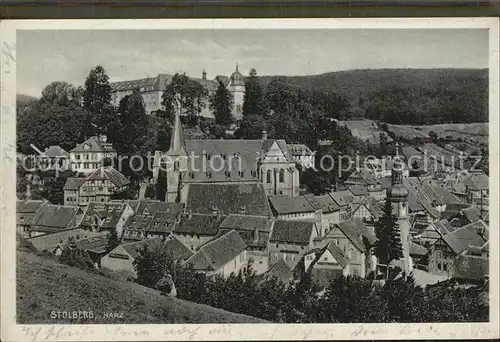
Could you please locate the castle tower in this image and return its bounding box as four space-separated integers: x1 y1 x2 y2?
165 95 187 203
386 142 412 276
227 63 245 121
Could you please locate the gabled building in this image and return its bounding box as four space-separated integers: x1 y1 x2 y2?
173 213 226 251
69 135 117 174
64 166 130 206
101 237 167 278
351 196 383 224
287 143 315 169
26 227 100 254
328 190 354 221
418 219 455 248
16 199 48 238
145 211 178 240
28 204 83 237
268 196 316 221
302 241 350 288
183 229 248 278
268 220 317 269
122 215 153 242
78 202 134 236
322 218 376 278
427 221 487 275
219 214 273 275
303 193 341 237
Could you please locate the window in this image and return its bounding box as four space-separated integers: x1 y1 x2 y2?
276 244 279 248
266 170 272 183
279 169 285 183
259 260 263 264
324 256 328 261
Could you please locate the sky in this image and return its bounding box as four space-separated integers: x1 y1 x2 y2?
17 29 488 97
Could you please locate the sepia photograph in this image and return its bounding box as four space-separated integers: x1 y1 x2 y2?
1 18 499 340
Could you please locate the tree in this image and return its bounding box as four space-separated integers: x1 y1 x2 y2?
209 79 233 126
59 247 96 271
133 245 174 288
161 73 208 127
105 228 120 253
235 113 266 139
374 199 403 279
242 68 263 117
40 81 83 107
40 175 67 205
264 78 296 115
83 66 114 136
155 169 167 201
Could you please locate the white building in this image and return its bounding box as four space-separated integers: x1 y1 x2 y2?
69 135 117 174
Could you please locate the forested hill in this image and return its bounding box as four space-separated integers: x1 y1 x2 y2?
260 68 489 124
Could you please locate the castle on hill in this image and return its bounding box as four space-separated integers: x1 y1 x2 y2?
110 65 245 121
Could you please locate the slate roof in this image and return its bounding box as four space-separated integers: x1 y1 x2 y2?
184 230 247 271
428 185 462 205
269 220 315 245
75 234 109 254
219 214 272 232
70 136 116 153
164 236 194 260
348 184 368 197
262 260 294 284
463 174 489 191
314 194 340 213
110 76 160 92
31 204 80 230
174 214 225 236
322 241 349 268
146 211 177 233
329 190 354 207
43 146 69 158
269 196 315 215
186 183 271 217
17 200 47 214
135 200 184 216
329 218 376 252
462 206 482 223
352 196 383 220
27 228 99 252
442 223 487 255
410 242 428 256
124 215 153 232
87 167 130 187
63 177 86 190
452 255 489 281
120 237 165 259
79 202 129 229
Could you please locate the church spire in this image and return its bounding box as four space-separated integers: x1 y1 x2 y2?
236 62 239 72
166 94 187 156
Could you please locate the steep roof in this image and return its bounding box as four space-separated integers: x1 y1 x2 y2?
410 242 428 256
164 236 194 260
186 183 271 217
27 228 99 251
75 234 109 254
262 260 294 284
442 223 487 255
43 146 69 158
16 200 47 214
428 185 462 205
79 202 129 229
348 184 368 197
70 136 116 153
321 241 349 268
63 177 86 190
32 204 80 230
185 230 246 271
87 167 130 187
135 200 184 216
146 211 177 233
352 196 383 220
174 214 225 236
124 215 153 232
330 218 375 252
269 220 315 245
219 214 272 232
463 174 489 191
269 196 315 215
120 237 165 259
329 190 354 207
314 194 340 213
462 206 482 223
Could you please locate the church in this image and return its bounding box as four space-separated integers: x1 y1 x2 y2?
153 103 301 204
110 65 245 121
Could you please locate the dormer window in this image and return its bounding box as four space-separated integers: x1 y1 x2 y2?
84 144 90 150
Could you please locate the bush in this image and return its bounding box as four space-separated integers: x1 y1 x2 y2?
59 247 96 271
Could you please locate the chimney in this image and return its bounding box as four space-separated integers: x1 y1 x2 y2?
262 130 268 140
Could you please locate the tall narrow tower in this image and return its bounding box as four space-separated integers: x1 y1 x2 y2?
165 95 187 203
386 143 412 276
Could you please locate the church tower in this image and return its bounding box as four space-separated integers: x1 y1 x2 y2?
386 143 412 276
227 63 245 121
165 95 187 203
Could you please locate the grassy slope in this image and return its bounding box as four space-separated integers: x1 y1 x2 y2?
17 251 266 324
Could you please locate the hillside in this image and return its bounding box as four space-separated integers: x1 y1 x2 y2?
16 251 266 324
260 68 488 124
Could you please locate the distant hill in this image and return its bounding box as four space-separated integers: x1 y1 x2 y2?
17 251 266 324
260 68 489 124
16 94 38 106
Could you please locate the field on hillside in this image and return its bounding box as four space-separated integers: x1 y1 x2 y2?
16 251 266 324
387 122 488 144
